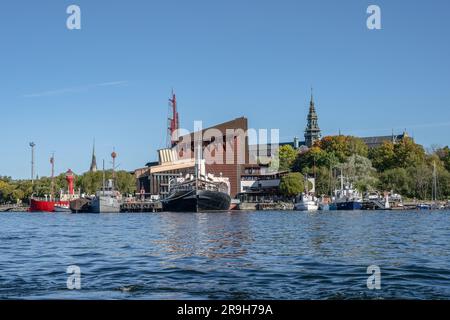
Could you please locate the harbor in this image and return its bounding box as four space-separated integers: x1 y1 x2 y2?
1 90 449 213
2 0 450 304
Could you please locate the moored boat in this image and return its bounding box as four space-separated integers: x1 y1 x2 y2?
90 180 122 213
162 156 231 212
331 175 363 211
29 162 79 213
90 154 122 214
294 193 318 211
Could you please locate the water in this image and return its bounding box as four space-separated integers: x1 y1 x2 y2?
0 210 449 299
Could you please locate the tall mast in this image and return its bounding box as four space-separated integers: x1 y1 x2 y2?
329 164 333 197
432 161 438 202
111 148 117 190
50 153 55 200
102 159 105 195
168 90 180 147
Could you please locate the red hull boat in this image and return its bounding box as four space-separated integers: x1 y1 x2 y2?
28 168 77 213
29 199 70 213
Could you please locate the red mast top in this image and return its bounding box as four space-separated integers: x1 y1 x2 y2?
168 90 179 147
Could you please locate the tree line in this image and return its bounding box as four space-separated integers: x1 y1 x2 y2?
0 170 136 204
278 136 450 200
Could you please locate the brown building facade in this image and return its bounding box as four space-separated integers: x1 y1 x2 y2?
135 117 251 198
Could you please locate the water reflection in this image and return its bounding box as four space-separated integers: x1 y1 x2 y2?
154 212 253 260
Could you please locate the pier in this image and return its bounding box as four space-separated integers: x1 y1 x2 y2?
120 201 163 213
0 204 29 212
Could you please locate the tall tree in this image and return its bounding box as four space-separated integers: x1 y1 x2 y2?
394 137 426 168
277 145 297 171
279 172 304 198
318 135 368 162
338 155 378 192
369 141 396 171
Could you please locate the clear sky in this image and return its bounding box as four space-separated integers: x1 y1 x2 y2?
1 0 449 179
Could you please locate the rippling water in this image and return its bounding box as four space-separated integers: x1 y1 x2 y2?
0 210 449 299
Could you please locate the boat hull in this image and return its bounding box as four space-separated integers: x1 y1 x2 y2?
162 189 231 212
336 201 363 210
90 196 121 213
69 198 92 213
294 202 319 211
29 199 69 213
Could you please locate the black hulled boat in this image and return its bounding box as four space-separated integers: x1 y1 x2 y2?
161 160 231 212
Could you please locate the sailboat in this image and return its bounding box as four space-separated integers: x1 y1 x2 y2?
161 141 231 212
418 161 443 210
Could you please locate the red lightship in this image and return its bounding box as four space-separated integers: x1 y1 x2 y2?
29 158 78 212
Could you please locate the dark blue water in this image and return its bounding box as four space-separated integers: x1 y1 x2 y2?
0 210 449 299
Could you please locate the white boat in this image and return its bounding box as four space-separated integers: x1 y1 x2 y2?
294 193 319 211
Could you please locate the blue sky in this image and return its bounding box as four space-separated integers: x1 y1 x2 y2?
0 0 449 179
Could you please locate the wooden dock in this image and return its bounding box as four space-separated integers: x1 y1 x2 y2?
120 201 163 213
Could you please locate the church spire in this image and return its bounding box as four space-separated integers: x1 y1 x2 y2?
90 139 97 172
304 88 321 148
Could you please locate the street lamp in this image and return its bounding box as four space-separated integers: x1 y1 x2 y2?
29 142 36 186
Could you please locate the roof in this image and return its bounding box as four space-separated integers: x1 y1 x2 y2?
361 133 407 148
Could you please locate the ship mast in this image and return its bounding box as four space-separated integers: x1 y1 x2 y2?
50 153 55 200
111 149 117 191
432 161 438 203
167 90 180 147
102 159 106 196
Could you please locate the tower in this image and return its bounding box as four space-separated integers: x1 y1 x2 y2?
304 88 321 147
66 169 75 196
90 139 97 172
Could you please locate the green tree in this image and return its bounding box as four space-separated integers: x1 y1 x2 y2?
378 167 410 196
293 146 339 172
394 137 426 168
115 171 137 195
435 146 450 172
407 165 432 200
338 154 378 192
277 145 297 171
318 135 368 162
369 141 396 171
279 172 304 198
300 166 336 196
77 170 136 195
